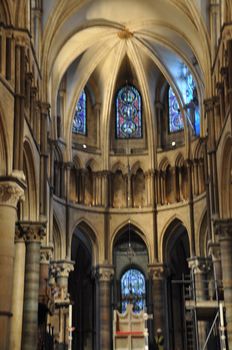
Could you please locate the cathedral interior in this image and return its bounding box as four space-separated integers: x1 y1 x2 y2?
0 1 232 350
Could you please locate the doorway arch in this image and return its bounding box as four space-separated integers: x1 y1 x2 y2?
69 222 97 350
163 219 190 350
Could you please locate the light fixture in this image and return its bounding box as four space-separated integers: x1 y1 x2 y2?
171 141 176 147
83 144 87 149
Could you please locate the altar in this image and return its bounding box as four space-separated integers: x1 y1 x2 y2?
113 304 149 350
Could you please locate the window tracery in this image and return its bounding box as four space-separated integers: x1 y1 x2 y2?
116 85 142 139
72 90 87 135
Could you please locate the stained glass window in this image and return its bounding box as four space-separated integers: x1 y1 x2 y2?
169 65 200 135
121 268 146 313
168 87 183 132
116 85 142 139
72 90 87 135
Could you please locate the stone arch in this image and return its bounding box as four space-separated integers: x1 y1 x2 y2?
175 152 184 167
85 158 98 172
53 215 63 260
71 219 98 266
112 220 150 264
159 157 169 171
0 112 8 176
162 218 190 265
111 160 126 175
22 140 37 220
73 155 82 169
198 210 208 257
220 136 232 218
112 221 150 313
0 0 12 25
132 167 146 208
162 218 190 350
70 220 98 349
112 169 126 208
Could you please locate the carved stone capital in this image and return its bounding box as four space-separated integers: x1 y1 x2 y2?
19 221 46 242
188 257 211 274
214 219 232 241
40 244 54 264
54 259 75 279
15 224 26 243
48 259 74 307
148 263 168 280
0 180 25 208
96 265 114 282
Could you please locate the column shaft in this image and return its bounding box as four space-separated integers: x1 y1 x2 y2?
0 181 24 350
97 266 114 350
9 232 26 350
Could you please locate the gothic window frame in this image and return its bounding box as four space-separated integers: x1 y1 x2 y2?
72 89 87 135
168 86 184 133
120 267 146 313
115 84 142 139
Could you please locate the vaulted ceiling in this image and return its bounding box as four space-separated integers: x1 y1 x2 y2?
41 0 211 155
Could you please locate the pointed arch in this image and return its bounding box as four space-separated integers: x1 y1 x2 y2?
71 219 99 265
0 112 8 176
112 219 150 263
161 217 190 262
220 135 232 218
53 215 63 260
22 139 38 220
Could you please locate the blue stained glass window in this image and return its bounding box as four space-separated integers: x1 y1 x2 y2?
72 90 87 135
168 86 183 132
121 268 146 313
169 65 200 135
116 85 142 139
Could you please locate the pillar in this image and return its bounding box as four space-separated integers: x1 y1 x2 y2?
51 260 74 348
9 226 26 350
214 219 232 349
148 264 167 346
0 180 24 350
96 265 114 350
21 222 46 350
188 257 210 349
208 241 222 298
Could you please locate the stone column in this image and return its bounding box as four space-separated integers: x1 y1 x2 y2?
0 180 24 350
51 260 74 349
188 257 210 349
148 264 167 344
39 245 53 305
208 241 222 298
96 265 114 350
9 226 26 350
21 222 46 350
214 219 232 349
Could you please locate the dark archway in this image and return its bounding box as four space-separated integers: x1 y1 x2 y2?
163 219 190 350
69 223 95 350
113 223 149 312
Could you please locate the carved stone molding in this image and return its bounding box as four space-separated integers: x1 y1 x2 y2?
40 244 54 264
188 257 211 274
0 181 25 208
53 259 75 279
48 259 74 308
15 224 26 243
148 263 168 280
18 221 46 242
96 265 114 282
208 240 221 261
214 219 232 241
